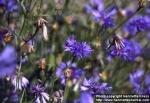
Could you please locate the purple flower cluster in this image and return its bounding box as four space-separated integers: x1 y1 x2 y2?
0 0 18 14
56 62 84 85
85 0 117 29
108 36 142 61
81 78 112 93
65 36 92 58
129 68 150 94
31 84 49 103
124 16 150 35
74 76 112 103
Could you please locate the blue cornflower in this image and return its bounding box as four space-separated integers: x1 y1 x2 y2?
0 45 17 78
129 68 144 89
85 0 117 29
92 7 117 29
56 62 84 85
65 36 92 58
31 84 49 103
108 36 142 61
0 0 18 14
129 69 150 94
124 16 150 35
75 77 112 103
0 26 14 42
81 78 112 94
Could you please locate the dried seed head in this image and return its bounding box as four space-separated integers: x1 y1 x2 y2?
99 71 108 81
36 17 49 41
21 43 35 54
118 9 127 17
113 35 125 50
38 58 47 70
36 17 48 28
65 16 73 25
42 24 48 41
108 35 125 50
139 0 146 8
54 0 65 11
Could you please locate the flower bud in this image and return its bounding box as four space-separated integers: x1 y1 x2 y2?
36 17 48 28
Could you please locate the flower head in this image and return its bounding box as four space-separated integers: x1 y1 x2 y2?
85 0 117 29
0 27 13 42
124 16 150 35
0 0 18 15
56 62 84 85
0 45 17 78
107 36 142 61
129 69 150 94
81 78 112 94
129 68 144 89
31 84 49 103
65 36 92 58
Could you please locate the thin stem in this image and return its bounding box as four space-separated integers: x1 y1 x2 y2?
24 27 39 43
19 88 25 103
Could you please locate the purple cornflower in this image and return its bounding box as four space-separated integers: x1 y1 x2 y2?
129 69 150 94
11 74 29 90
0 0 18 14
65 36 92 58
75 77 112 103
85 0 117 29
129 68 144 89
56 62 84 85
93 7 117 29
107 36 142 61
0 45 17 78
31 84 49 103
124 16 150 35
81 78 112 94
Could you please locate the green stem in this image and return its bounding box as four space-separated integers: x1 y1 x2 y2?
19 88 25 103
